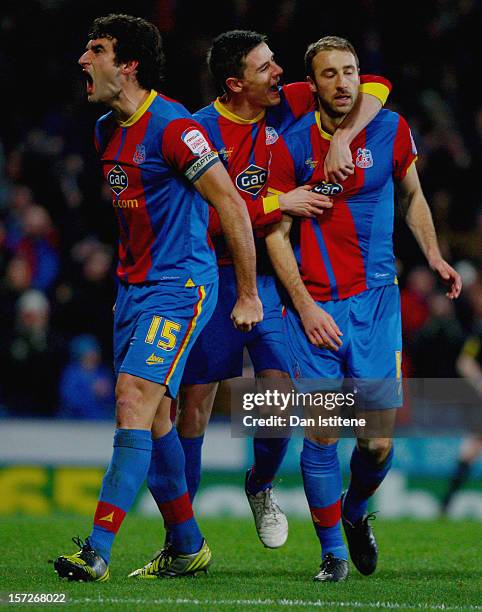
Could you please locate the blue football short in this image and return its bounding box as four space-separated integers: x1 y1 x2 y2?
182 265 288 384
114 281 217 398
284 284 402 409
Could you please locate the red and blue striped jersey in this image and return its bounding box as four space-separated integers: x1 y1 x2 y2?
94 89 219 286
195 77 391 267
268 109 417 302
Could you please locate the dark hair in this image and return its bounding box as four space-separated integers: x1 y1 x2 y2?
207 30 267 93
305 36 359 77
88 14 164 90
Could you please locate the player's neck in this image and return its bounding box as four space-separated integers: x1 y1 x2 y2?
317 107 346 135
220 94 265 122
112 86 152 123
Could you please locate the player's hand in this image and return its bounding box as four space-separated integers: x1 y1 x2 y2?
231 294 264 332
324 134 355 183
279 185 333 218
429 257 462 299
298 301 343 350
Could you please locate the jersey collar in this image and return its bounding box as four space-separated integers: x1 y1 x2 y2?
214 98 265 125
315 111 333 141
118 89 157 127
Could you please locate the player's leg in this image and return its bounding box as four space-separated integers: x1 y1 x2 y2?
441 436 482 513
54 373 165 582
342 284 401 576
176 382 219 501
284 302 349 581
175 266 243 503
244 276 292 547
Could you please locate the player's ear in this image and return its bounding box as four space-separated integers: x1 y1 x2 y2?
121 59 139 77
307 76 316 94
225 76 243 95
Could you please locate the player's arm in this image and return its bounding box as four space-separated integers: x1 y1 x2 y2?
398 165 461 299
207 186 333 237
163 118 262 330
325 76 392 182
265 216 342 350
194 163 263 330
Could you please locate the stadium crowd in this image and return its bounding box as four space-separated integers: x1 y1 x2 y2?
0 0 480 418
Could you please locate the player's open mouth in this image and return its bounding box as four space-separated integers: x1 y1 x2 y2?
334 95 351 104
84 72 94 94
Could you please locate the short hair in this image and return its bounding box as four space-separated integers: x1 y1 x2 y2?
305 36 359 77
208 30 267 93
88 14 164 91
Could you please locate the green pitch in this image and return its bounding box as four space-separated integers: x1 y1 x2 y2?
2 516 481 611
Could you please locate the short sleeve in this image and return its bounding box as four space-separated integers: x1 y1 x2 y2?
393 115 418 181
359 75 392 106
162 118 220 182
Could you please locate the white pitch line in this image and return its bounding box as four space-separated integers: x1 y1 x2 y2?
70 597 482 610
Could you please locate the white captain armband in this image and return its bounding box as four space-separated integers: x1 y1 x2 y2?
185 151 219 182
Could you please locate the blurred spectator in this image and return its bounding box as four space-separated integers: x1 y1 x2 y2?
412 293 465 378
0 254 33 340
400 267 436 376
58 334 115 420
0 290 65 416
53 241 116 360
13 205 60 291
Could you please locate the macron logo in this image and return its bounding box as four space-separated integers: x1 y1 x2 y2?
99 512 114 523
146 353 164 365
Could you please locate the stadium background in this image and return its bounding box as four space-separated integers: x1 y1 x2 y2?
0 0 480 522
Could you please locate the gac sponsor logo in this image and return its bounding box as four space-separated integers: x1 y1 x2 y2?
312 181 343 196
112 199 139 209
146 353 164 365
107 164 128 196
236 164 267 196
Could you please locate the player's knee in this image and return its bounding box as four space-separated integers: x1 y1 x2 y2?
358 437 392 463
306 433 339 446
177 403 209 436
115 379 146 428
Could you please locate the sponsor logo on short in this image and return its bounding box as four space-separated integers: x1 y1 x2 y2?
133 144 146 164
107 165 128 196
146 353 164 365
182 128 211 157
355 147 373 169
312 181 343 196
236 164 267 196
265 126 279 145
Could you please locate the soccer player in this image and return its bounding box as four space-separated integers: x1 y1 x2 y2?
54 14 262 582
130 30 391 578
266 36 462 582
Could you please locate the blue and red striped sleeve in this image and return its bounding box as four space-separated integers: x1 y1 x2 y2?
393 115 418 180
161 118 219 182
